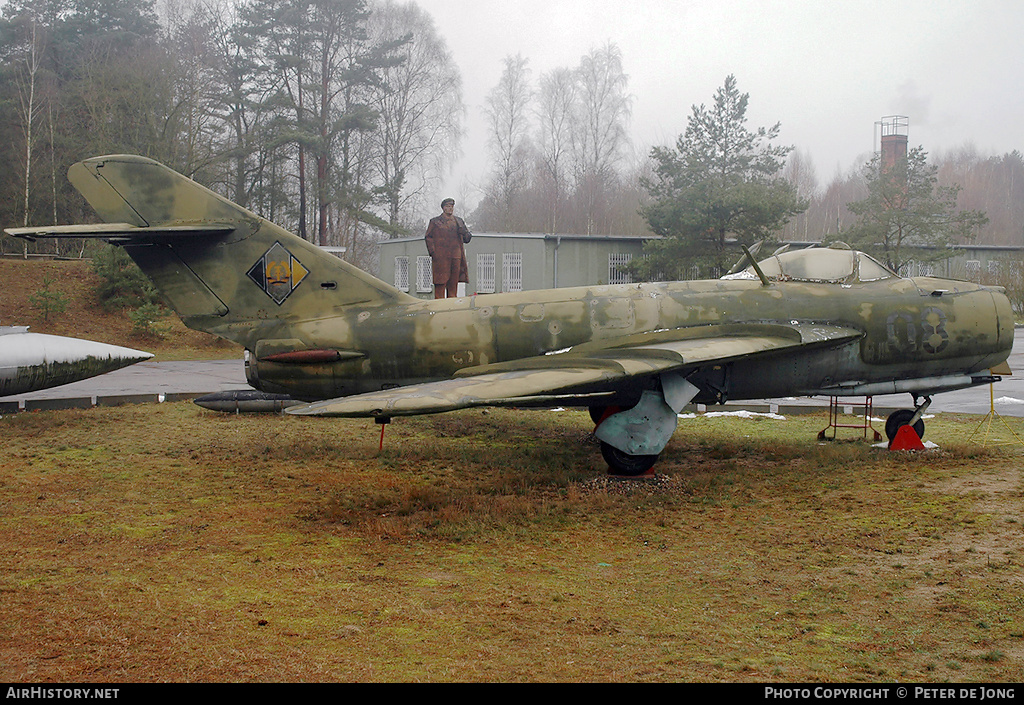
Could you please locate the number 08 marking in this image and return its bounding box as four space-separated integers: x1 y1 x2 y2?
886 307 948 354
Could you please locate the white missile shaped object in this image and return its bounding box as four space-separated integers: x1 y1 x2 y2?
0 326 153 397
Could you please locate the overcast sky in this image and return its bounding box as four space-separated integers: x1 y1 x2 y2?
414 0 1024 210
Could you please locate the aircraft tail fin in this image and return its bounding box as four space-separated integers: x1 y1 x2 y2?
7 155 416 349
68 154 254 227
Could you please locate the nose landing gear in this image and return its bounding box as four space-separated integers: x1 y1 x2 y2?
885 396 931 450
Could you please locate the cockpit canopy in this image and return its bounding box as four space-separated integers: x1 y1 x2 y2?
727 246 896 284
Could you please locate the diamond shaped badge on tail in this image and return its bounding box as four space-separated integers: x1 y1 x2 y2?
247 242 309 304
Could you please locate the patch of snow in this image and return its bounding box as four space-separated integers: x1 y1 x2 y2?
873 440 939 450
679 410 787 421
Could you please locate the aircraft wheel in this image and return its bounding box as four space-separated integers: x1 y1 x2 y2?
600 441 659 476
885 409 925 442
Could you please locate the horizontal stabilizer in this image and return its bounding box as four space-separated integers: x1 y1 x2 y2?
5 223 236 242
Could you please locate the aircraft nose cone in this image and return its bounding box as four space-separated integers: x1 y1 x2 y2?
992 289 1015 356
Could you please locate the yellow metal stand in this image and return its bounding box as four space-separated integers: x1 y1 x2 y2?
967 384 1024 447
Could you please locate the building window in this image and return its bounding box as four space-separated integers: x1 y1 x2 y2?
608 253 633 284
1008 260 1022 282
965 260 981 282
477 253 496 294
394 256 409 291
502 252 523 292
416 255 433 293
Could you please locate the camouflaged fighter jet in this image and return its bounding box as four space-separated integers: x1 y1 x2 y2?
5 155 1015 474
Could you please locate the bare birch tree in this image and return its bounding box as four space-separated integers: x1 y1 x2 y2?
535 66 576 233
571 41 631 234
368 0 463 233
13 14 45 228
483 53 532 228
781 148 819 241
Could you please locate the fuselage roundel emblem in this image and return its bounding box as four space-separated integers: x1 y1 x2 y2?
247 242 310 305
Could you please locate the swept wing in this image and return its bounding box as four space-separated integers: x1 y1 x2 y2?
288 323 861 418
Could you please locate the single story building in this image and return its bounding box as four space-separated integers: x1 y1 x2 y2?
378 233 1024 297
378 232 651 298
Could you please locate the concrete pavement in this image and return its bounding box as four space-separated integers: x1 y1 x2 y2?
0 358 249 412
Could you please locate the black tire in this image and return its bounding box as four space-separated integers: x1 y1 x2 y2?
885 409 925 442
588 405 608 425
600 441 658 476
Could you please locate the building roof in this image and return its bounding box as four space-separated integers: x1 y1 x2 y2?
381 232 658 244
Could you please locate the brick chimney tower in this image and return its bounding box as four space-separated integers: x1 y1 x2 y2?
877 115 909 171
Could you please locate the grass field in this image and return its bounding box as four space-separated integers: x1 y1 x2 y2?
1 402 1022 682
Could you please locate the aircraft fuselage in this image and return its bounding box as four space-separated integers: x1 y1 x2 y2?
245 274 1013 406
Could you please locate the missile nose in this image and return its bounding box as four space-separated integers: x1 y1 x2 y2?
109 346 154 363
0 331 154 396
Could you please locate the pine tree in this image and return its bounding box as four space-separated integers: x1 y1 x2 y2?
845 146 987 272
639 75 804 278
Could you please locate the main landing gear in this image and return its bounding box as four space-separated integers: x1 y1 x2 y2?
590 374 699 476
885 396 931 449
589 406 657 476
598 440 660 476
591 400 664 476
